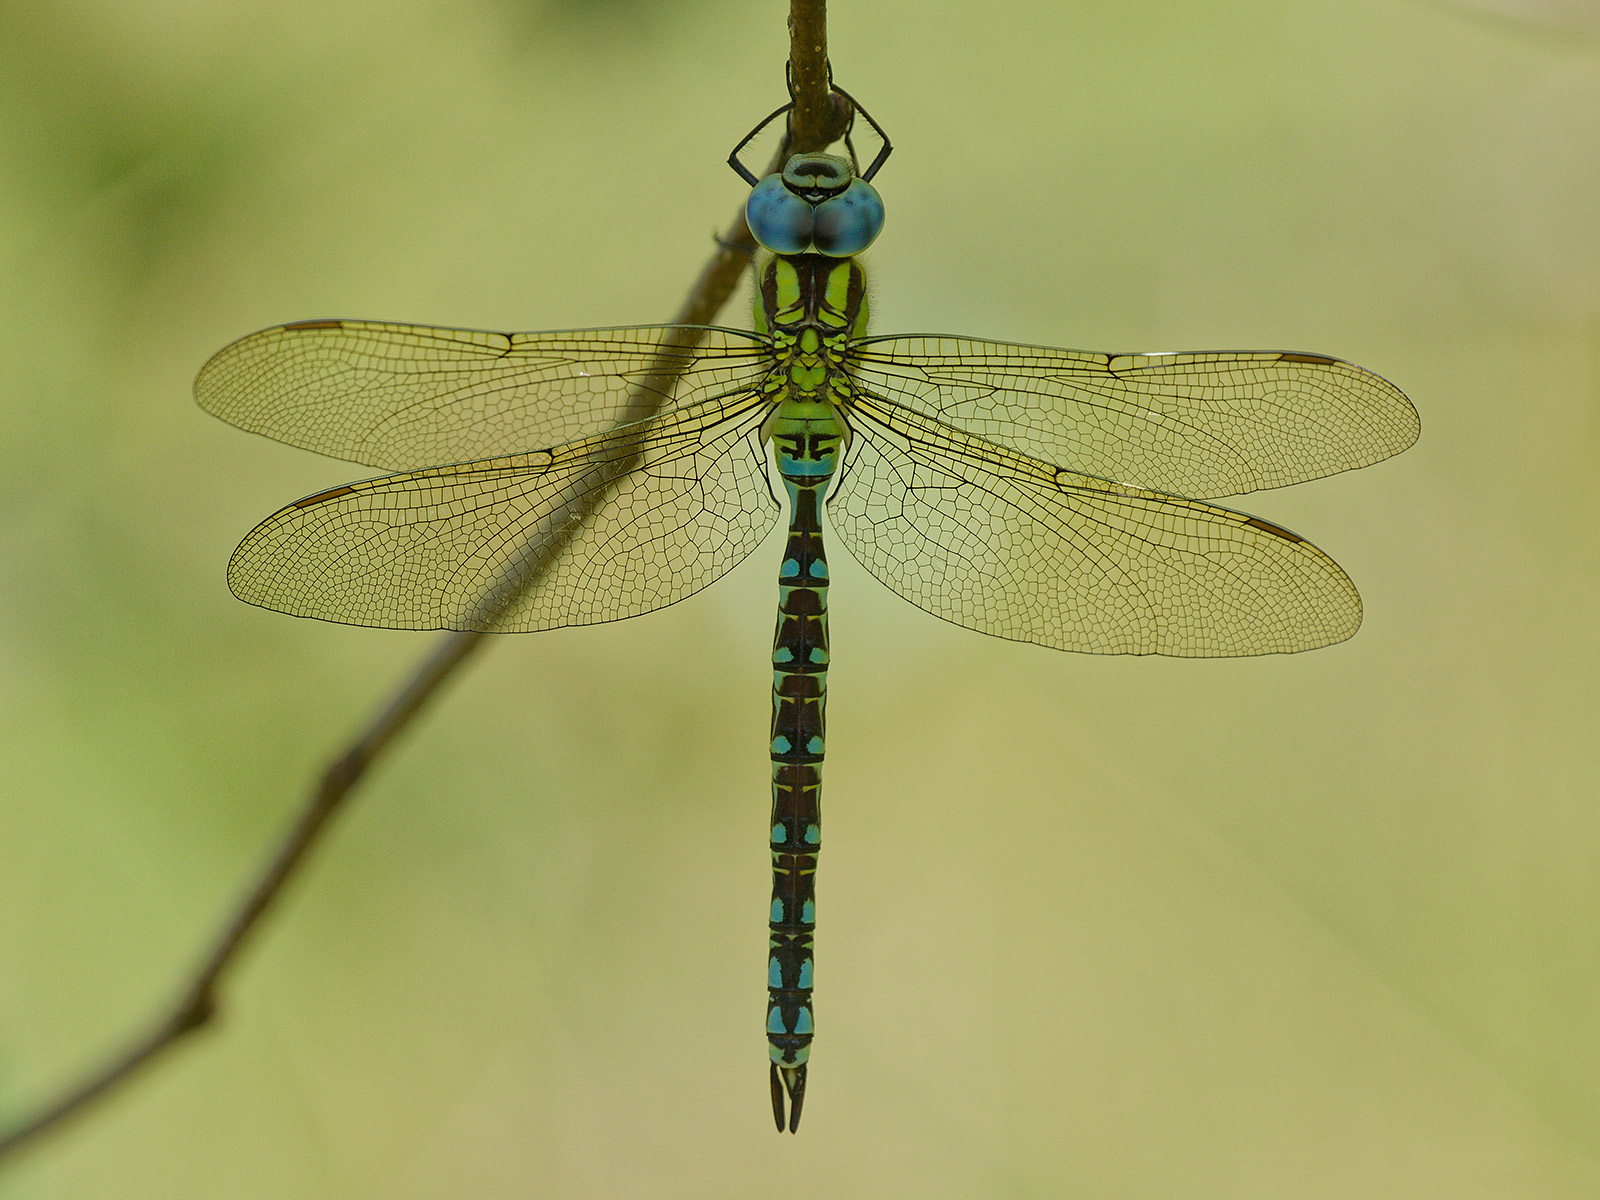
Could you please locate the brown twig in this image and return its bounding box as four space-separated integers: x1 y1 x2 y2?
0 0 847 1161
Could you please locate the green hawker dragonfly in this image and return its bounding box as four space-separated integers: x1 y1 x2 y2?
196 90 1418 1133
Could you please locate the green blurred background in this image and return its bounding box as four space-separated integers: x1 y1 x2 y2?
2 0 1596 1195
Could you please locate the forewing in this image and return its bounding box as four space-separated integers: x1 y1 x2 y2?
829 394 1363 656
226 390 778 632
848 337 1418 500
196 320 773 470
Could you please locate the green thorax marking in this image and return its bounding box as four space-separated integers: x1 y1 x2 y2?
758 255 869 468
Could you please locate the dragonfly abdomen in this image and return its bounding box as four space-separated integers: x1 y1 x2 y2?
765 406 845 1132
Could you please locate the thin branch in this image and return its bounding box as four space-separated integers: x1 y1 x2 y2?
0 0 844 1161
788 0 833 147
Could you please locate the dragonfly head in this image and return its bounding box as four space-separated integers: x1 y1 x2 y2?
746 152 885 258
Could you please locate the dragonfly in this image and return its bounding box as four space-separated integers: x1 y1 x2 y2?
195 87 1418 1133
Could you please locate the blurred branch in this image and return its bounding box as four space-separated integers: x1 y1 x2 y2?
0 0 848 1162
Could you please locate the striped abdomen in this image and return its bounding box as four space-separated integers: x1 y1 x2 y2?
766 430 838 1133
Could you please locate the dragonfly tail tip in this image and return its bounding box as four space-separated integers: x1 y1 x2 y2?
770 1063 807 1133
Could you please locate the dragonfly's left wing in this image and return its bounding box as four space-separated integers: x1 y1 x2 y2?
830 392 1362 656
225 387 778 632
197 321 773 471
847 338 1417 500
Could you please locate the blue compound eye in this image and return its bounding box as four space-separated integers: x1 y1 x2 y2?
746 174 815 255
746 154 887 257
809 177 885 257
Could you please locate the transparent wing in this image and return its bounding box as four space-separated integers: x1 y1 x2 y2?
830 393 1363 656
847 338 1418 500
226 389 778 632
196 320 774 471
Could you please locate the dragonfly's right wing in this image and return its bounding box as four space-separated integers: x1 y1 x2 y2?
830 391 1362 656
848 338 1418 500
225 387 778 632
197 321 774 471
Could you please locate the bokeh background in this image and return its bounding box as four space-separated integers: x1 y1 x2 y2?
2 0 1597 1195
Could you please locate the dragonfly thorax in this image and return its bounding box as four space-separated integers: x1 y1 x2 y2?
756 254 861 470
758 255 869 340
756 255 868 405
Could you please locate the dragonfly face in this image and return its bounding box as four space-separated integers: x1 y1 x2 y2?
195 94 1417 1135
745 152 885 257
